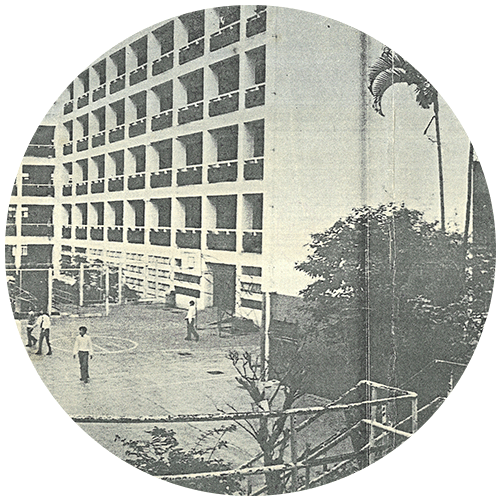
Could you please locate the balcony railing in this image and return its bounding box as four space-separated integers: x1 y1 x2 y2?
64 101 73 114
25 145 55 158
76 182 88 195
108 226 123 242
77 93 89 109
21 184 55 197
178 102 203 125
208 162 237 183
75 226 87 240
129 118 147 138
130 64 147 86
62 226 72 239
243 231 262 253
109 125 125 143
128 173 146 190
110 74 126 94
176 229 201 249
91 179 105 193
127 227 145 244
63 142 73 155
210 22 240 51
6 224 16 237
150 228 171 246
76 137 89 152
93 84 106 102
244 158 264 180
177 166 202 186
150 169 172 188
246 10 267 37
108 176 124 192
179 38 204 65
92 131 106 148
209 91 239 117
152 52 173 75
245 84 265 108
90 226 104 241
62 184 72 196
21 224 54 237
151 110 173 131
207 230 236 251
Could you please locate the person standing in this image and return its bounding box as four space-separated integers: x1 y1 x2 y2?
35 311 51 355
26 310 38 348
185 300 199 341
73 326 94 383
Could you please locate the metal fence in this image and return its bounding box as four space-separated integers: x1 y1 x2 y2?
7 264 125 317
72 380 419 494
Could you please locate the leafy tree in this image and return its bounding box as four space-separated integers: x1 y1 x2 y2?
295 204 473 397
368 48 446 231
410 244 495 364
115 425 243 495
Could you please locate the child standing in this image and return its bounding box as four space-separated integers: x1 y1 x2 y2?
73 326 94 383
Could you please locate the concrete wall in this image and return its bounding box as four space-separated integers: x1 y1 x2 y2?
263 9 367 296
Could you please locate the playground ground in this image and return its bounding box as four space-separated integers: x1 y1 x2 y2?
20 303 264 468
16 301 353 494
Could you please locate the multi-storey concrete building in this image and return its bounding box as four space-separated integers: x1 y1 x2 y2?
7 123 56 271
9 5 474 323
40 5 372 324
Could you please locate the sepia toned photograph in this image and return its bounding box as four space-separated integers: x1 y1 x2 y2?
2 1 499 499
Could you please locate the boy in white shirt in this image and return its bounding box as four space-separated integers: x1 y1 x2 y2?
35 311 51 355
185 300 199 341
73 326 94 383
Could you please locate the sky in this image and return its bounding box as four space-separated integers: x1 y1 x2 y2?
362 47 471 231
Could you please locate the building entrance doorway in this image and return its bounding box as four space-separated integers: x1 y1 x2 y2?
209 263 236 314
208 262 236 336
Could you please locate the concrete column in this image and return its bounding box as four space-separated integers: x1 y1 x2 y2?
145 200 157 229
238 123 248 182
124 200 135 230
205 61 218 102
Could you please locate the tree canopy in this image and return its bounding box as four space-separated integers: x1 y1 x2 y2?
295 204 491 402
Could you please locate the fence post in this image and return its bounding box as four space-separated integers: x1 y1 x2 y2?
105 266 109 317
447 369 454 396
79 263 84 307
155 260 159 300
118 263 123 305
47 268 53 315
304 442 311 490
290 415 298 492
368 385 377 465
411 396 418 434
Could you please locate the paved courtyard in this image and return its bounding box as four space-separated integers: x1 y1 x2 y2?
18 301 353 495
22 303 262 467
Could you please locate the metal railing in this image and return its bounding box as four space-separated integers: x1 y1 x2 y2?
71 380 418 494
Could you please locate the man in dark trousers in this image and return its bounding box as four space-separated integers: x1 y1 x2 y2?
35 311 51 355
26 310 37 348
73 326 94 383
185 300 199 341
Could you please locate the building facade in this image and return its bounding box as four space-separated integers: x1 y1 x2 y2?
7 124 56 271
10 6 476 324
